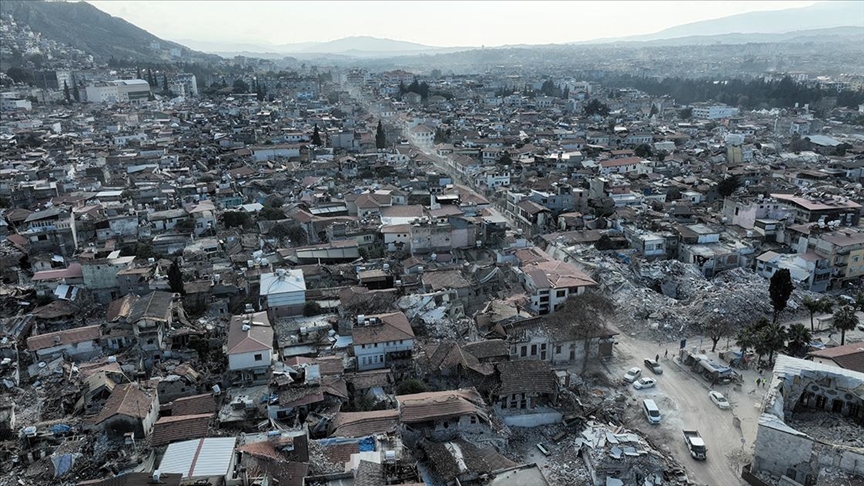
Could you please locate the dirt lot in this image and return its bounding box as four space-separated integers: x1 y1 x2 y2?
604 335 768 486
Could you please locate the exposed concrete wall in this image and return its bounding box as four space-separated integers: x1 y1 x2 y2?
752 423 813 478
502 411 562 427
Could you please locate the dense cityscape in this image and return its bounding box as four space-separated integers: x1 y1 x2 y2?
0 1 863 486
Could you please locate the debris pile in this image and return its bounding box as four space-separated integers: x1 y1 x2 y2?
580 254 816 340
786 411 864 448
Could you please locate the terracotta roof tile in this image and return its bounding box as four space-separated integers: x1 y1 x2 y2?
151 413 212 446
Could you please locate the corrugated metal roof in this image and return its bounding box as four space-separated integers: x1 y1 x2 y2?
160 437 237 478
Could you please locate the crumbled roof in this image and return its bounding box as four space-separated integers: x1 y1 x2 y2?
95 383 157 424
27 324 101 351
171 393 218 416
495 360 558 397
397 388 487 423
128 291 173 323
331 409 399 438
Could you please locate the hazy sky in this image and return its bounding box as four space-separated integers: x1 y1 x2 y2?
89 0 822 47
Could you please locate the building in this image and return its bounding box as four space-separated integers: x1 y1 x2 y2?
771 193 861 227
93 383 160 438
85 79 151 104
26 325 101 361
129 291 174 354
409 125 434 147
751 356 864 484
260 269 306 316
807 343 864 374
158 437 239 482
170 73 198 97
226 311 274 384
691 103 738 120
352 312 415 372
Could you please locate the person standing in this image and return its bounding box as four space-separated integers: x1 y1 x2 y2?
665 349 668 359
655 353 659 362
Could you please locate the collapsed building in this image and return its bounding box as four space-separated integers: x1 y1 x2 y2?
750 355 864 486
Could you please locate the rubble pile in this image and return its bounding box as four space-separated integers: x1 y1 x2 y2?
584 255 815 339
786 412 864 448
504 424 592 485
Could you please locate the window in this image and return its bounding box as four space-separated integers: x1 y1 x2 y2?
520 346 527 357
556 345 562 354
556 290 566 298
254 354 263 361
531 344 537 355
361 344 366 349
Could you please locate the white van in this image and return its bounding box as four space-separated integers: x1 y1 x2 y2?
643 399 661 424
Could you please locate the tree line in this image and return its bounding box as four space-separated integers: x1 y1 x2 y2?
599 74 864 111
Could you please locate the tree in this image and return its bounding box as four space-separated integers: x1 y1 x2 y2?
583 99 610 117
162 74 169 93
168 259 185 295
63 81 71 104
769 269 794 323
679 107 693 120
258 207 286 221
222 211 251 229
147 68 155 87
785 323 812 357
545 291 616 373
833 305 859 345
634 144 653 158
802 296 833 332
375 121 386 149
312 124 322 146
649 103 659 116
232 79 249 93
704 314 735 352
717 174 741 198
758 321 788 365
264 194 284 208
497 151 512 166
395 379 427 395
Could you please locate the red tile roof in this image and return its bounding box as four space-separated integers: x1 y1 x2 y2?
151 413 212 446
27 324 101 351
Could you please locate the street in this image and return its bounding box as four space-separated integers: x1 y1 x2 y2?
607 335 768 486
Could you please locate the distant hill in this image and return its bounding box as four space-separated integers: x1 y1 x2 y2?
0 0 211 62
583 2 864 44
600 26 864 47
297 36 437 54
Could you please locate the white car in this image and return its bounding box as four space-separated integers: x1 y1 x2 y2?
633 377 657 390
709 391 730 410
623 367 642 383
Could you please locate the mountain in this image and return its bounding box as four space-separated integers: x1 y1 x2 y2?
296 36 437 54
0 0 212 62
594 26 864 47
583 2 864 44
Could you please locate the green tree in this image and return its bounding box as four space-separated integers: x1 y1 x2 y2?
264 194 284 208
168 259 185 295
395 379 427 395
583 99 610 117
833 305 859 345
162 73 169 93
649 103 659 116
802 296 833 332
704 314 735 352
679 107 693 120
222 211 250 228
634 144 653 158
63 81 71 104
375 120 386 149
769 269 794 323
312 124 322 146
717 174 742 198
258 207 285 221
785 323 812 357
233 79 249 93
759 321 788 365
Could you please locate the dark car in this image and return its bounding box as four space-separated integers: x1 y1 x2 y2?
644 358 663 374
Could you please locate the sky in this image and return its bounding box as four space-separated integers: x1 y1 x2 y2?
88 1 822 48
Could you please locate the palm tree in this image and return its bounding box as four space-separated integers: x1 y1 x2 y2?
785 323 812 357
759 321 788 365
833 305 859 346
802 296 822 332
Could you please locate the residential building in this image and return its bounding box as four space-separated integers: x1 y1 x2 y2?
226 311 274 384
260 269 306 316
352 312 415 372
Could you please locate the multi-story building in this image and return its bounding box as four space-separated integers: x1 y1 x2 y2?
85 79 151 104
691 103 738 120
352 312 415 372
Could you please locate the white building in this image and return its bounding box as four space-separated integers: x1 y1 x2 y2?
409 125 434 147
85 79 151 104
170 73 198 97
0 98 32 111
352 312 415 371
260 268 306 316
226 311 273 383
691 104 739 120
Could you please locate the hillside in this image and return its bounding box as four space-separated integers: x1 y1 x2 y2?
603 26 864 47
0 0 211 62
585 2 864 44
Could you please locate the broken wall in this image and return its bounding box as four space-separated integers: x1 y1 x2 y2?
753 422 814 482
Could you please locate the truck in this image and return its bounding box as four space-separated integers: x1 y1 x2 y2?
683 430 707 460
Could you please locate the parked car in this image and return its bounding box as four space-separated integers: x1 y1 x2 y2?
633 377 657 390
536 443 551 456
709 391 730 410
858 324 864 331
644 358 663 374
623 367 642 383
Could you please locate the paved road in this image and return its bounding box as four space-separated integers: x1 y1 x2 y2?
607 336 767 486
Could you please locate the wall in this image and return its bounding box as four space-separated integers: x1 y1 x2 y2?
502 411 563 427
752 421 813 480
228 349 272 371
